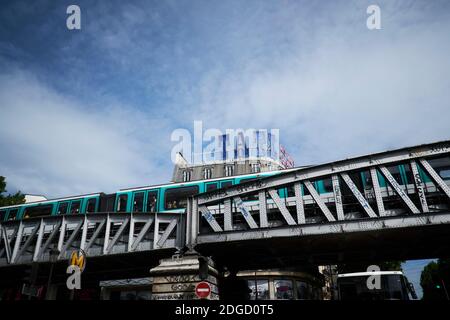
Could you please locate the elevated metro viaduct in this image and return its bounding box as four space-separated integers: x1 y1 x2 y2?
1 140 450 299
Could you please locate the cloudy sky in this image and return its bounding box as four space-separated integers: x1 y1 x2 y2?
1 1 449 296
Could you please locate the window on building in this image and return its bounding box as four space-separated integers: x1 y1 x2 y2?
204 168 212 180
86 198 97 213
23 205 53 218
117 194 128 212
147 191 158 213
164 186 199 209
132 192 144 212
251 163 261 173
182 170 192 182
70 200 81 214
57 202 69 215
225 165 234 177
274 279 294 300
8 209 18 220
248 279 270 300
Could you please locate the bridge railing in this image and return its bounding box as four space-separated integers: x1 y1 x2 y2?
0 212 184 266
186 141 450 247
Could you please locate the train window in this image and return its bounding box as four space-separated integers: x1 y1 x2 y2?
0 210 6 221
286 185 295 197
147 191 158 213
385 165 403 185
132 192 144 212
164 186 199 210
402 164 414 184
440 169 450 180
322 178 333 193
8 209 18 220
70 200 81 214
86 198 97 213
206 183 218 192
221 181 233 188
117 194 128 212
57 202 69 215
23 205 53 218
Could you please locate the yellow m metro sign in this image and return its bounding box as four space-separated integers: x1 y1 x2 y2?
69 249 86 272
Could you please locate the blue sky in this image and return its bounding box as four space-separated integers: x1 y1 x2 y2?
1 1 449 298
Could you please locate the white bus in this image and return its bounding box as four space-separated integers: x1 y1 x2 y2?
337 271 417 300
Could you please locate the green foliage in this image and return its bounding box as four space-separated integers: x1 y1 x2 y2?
0 176 25 207
420 259 450 300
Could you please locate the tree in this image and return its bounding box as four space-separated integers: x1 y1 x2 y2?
0 176 25 207
420 259 450 300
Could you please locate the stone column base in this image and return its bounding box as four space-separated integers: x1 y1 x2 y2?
150 254 219 300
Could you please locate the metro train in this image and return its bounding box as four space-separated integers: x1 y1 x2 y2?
1 157 449 223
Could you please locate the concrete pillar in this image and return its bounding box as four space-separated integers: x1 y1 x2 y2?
150 254 219 300
45 284 58 300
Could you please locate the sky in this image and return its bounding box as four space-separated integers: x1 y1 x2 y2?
1 0 449 298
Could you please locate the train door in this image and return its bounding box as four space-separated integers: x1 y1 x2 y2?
146 190 158 213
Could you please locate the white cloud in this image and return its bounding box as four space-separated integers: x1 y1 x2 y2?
0 68 173 198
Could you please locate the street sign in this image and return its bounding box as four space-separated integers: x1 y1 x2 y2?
195 281 211 299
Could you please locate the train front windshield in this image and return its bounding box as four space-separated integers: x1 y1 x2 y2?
338 274 414 300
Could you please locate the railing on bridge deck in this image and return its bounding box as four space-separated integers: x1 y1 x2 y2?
186 141 450 246
0 212 184 266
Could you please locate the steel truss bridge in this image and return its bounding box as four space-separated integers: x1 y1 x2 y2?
1 140 450 271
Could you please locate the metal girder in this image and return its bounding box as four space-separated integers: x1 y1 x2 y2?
12 221 40 263
199 206 223 232
224 199 233 231
233 197 259 229
195 212 450 244
332 175 344 221
420 159 450 199
34 220 61 262
294 182 305 224
105 217 130 254
267 189 296 225
129 216 154 252
156 219 178 248
379 166 420 214
258 191 269 228
1 225 16 263
304 180 336 222
370 168 386 216
84 219 106 252
340 173 377 218
410 160 429 213
197 140 450 204
59 219 84 258
0 212 181 267
11 221 25 263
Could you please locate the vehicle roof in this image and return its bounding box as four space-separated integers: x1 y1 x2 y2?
0 193 101 210
337 271 404 277
119 167 301 192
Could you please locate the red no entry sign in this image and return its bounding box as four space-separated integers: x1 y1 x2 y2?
195 281 211 299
